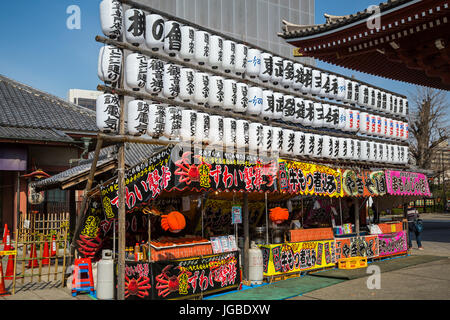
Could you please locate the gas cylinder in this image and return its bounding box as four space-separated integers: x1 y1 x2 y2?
97 250 114 300
248 241 264 285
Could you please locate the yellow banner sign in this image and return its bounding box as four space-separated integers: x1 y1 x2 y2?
278 159 343 197
0 250 17 256
259 240 336 276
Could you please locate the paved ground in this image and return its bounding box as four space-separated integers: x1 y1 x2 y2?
2 212 449 300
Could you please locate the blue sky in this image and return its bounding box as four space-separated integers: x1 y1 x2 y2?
0 0 445 105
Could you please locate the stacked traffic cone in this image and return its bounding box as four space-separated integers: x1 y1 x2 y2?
4 246 15 280
0 260 9 296
42 241 50 266
27 244 39 268
50 235 57 257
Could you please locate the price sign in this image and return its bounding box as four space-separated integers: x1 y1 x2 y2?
231 206 242 224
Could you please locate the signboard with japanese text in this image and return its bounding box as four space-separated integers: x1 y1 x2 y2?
334 235 379 261
101 144 278 218
259 240 336 276
342 170 387 197
378 231 408 257
278 159 343 197
385 170 431 196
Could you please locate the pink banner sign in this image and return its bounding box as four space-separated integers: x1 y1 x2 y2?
385 170 431 196
378 231 408 257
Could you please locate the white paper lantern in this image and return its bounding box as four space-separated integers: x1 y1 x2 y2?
359 112 370 134
272 92 284 120
390 145 396 163
352 82 360 105
261 90 274 119
344 109 355 132
100 0 123 40
235 44 248 75
272 127 283 154
380 92 387 112
328 74 340 99
358 84 369 107
302 100 315 127
403 146 409 164
281 129 295 156
402 98 409 117
405 122 409 140
392 96 399 115
293 97 305 124
387 118 394 139
147 104 166 138
194 30 210 65
375 115 383 137
311 69 322 95
369 142 377 162
292 63 304 91
367 87 376 109
179 109 197 141
314 135 324 158
246 48 261 78
223 79 237 111
333 137 340 158
209 35 223 69
125 53 147 91
271 56 284 84
360 141 368 161
381 117 388 138
194 112 210 144
262 126 274 154
338 107 347 131
249 123 264 152
394 120 400 140
125 8 145 46
96 93 120 133
145 58 164 95
236 120 250 150
193 72 210 104
319 72 330 98
179 68 195 102
300 67 313 94
377 142 384 162
162 63 180 99
247 87 263 116
355 140 362 159
127 100 149 136
208 76 225 108
369 114 377 135
223 118 237 148
336 77 346 101
293 131 305 156
373 89 381 110
331 105 340 127
222 40 236 73
354 110 360 132
304 133 315 156
312 103 324 128
381 143 388 163
98 45 123 85
281 95 295 122
164 106 182 139
343 79 353 103
179 25 195 61
347 138 355 160
145 14 165 51
337 137 347 159
322 135 333 159
259 52 273 82
163 21 182 56
209 115 224 146
281 60 294 88
235 83 248 113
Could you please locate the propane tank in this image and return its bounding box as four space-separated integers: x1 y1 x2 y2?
248 241 264 285
97 250 114 300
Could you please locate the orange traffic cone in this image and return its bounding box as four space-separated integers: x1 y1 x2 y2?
0 261 10 296
42 241 50 266
50 235 57 257
27 244 39 268
4 246 15 280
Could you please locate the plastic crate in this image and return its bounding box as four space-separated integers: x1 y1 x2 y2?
338 256 368 270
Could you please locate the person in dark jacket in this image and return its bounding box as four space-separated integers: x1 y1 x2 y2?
407 208 423 250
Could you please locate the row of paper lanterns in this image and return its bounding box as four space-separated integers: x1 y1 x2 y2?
98 48 408 141
99 0 408 117
96 93 408 165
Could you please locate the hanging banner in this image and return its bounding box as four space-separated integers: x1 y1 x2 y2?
75 199 105 260
101 144 278 218
377 231 408 257
278 159 343 197
385 170 431 196
342 170 387 197
152 251 240 300
259 240 336 276
334 235 379 261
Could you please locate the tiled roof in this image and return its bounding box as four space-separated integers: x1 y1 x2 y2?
281 0 413 39
0 74 97 138
0 126 74 142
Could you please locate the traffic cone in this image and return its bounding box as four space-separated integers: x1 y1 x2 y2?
42 241 50 266
0 261 10 296
3 229 10 251
27 244 39 268
4 246 15 280
50 235 57 257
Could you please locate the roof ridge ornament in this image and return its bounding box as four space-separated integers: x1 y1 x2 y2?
323 13 352 24
281 19 324 34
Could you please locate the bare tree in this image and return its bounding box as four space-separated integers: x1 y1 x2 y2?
408 87 449 170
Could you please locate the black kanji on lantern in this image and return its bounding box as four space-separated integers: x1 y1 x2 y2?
128 9 145 37
165 22 182 51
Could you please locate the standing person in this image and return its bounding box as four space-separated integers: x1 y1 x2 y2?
407 207 424 250
372 201 380 224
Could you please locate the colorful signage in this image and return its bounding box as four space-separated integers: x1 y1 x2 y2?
385 170 431 196
278 159 343 197
335 235 379 261
259 240 336 276
342 170 387 197
378 231 408 257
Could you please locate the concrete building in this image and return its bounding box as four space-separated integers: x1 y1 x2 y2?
430 140 450 185
67 89 102 112
136 0 315 65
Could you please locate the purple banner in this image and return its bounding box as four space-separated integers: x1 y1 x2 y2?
378 231 408 257
385 170 431 196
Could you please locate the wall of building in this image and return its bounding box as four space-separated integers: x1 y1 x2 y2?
137 0 315 65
